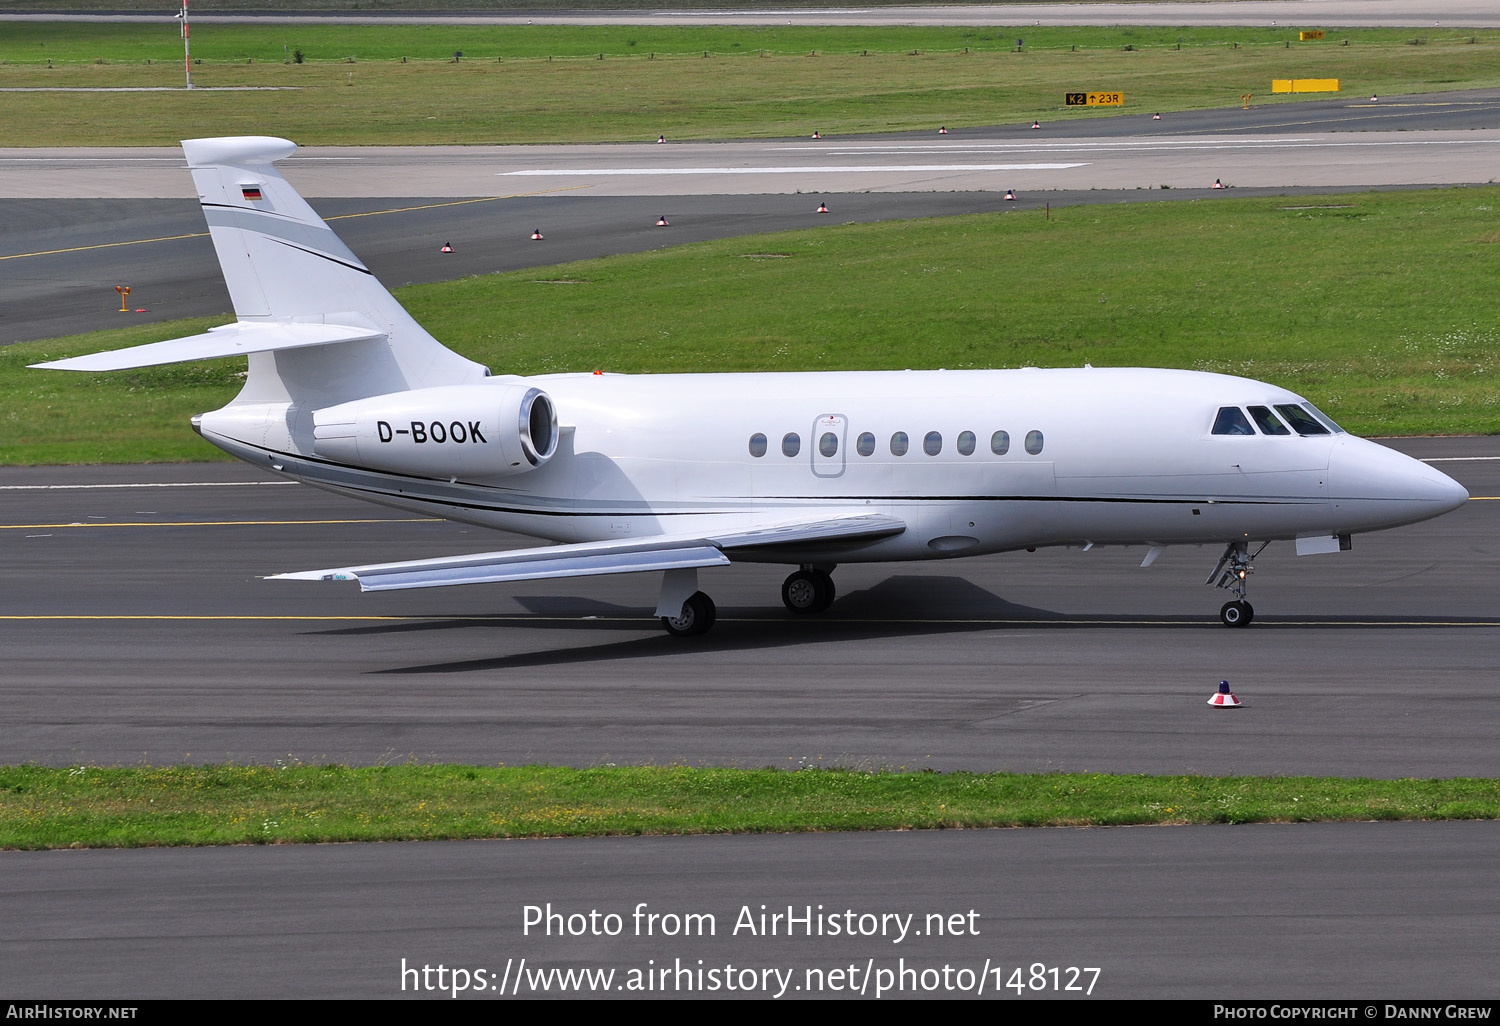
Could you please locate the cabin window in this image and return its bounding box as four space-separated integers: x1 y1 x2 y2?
782 432 801 457
1275 404 1330 436
890 431 910 456
1248 406 1290 436
819 432 839 457
991 430 1010 455
856 432 876 456
957 430 976 456
1212 407 1254 436
923 431 943 456
749 433 768 457
1025 430 1044 455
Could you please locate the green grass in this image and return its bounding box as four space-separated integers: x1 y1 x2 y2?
9 186 1500 464
4 763 1499 849
2 24 1499 144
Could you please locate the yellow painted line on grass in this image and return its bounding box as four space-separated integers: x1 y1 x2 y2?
0 187 588 262
3 518 441 529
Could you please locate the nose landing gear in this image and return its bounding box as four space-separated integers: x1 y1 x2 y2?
1206 541 1266 627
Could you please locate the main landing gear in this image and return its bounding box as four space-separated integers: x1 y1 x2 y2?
656 565 839 636
1206 541 1268 628
781 566 836 614
661 591 717 637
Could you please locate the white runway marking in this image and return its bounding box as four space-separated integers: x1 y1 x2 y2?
501 163 1088 176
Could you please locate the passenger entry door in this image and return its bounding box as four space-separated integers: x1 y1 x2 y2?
811 414 847 478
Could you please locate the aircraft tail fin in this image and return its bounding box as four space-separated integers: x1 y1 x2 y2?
36 137 487 409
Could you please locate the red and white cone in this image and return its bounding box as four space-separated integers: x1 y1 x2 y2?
816 202 828 213
1004 189 1016 201
939 126 948 134
812 130 821 139
530 229 543 241
1031 120 1041 130
1212 178 1224 189
440 242 453 253
656 215 669 227
1207 680 1242 708
1152 112 1162 120
657 134 666 143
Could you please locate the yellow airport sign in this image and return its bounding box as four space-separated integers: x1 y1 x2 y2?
1272 78 1340 93
1300 30 1325 41
1064 92 1124 106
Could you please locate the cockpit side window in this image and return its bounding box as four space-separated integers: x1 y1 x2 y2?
1247 405 1290 436
1274 404 1330 436
1212 407 1255 436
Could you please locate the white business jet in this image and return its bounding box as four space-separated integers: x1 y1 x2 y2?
35 137 1469 634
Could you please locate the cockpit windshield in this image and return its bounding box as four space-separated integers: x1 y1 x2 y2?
1274 404 1330 436
1247 405 1290 435
1212 407 1255 435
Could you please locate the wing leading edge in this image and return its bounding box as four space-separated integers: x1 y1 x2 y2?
269 512 906 592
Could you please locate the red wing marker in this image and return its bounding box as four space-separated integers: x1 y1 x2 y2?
440 242 453 253
816 202 828 213
530 229 543 240
1207 680 1242 708
656 215 669 227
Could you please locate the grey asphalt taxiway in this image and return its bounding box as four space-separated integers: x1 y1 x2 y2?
7 86 1500 998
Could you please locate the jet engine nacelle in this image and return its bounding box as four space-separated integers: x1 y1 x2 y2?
312 383 559 479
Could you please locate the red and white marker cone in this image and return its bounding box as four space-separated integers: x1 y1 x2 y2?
1031 120 1041 130
1207 680 1242 708
1004 189 1016 201
1152 112 1162 120
816 202 828 213
656 215 669 227
657 135 666 143
939 126 947 134
530 229 543 240
812 130 821 139
1370 94 1379 102
1212 178 1224 189
440 242 453 253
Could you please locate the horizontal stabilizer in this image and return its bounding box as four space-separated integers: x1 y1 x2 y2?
31 322 385 372
270 512 907 592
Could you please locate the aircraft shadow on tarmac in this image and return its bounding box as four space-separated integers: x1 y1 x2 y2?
300 574 1496 674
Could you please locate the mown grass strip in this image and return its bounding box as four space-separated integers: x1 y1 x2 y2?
2 25 1499 145
8 186 1500 465
3 764 1498 849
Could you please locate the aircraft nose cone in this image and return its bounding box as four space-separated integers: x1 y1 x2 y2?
1328 439 1468 527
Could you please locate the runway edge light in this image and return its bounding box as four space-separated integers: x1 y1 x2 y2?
1208 680 1242 708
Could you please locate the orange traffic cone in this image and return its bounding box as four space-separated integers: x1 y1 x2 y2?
530 229 543 240
440 242 453 253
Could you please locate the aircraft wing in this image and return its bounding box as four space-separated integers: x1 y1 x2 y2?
268 512 905 592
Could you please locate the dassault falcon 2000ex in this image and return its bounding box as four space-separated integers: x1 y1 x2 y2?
35 136 1469 635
